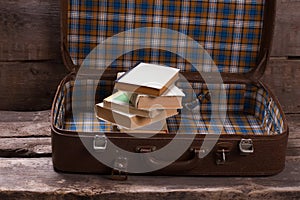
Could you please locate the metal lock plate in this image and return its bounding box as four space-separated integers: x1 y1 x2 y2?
93 135 107 151
239 139 254 155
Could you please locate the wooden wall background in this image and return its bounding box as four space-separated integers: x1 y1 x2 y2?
0 0 299 111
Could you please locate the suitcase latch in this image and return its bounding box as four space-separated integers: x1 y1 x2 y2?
216 149 230 165
93 135 107 151
239 139 254 155
215 142 232 165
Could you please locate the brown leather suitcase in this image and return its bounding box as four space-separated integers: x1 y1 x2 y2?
51 0 289 179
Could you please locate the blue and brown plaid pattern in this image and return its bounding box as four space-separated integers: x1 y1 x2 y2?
167 113 264 135
167 83 284 135
54 79 114 132
54 79 284 135
64 112 113 132
54 0 285 135
67 0 265 73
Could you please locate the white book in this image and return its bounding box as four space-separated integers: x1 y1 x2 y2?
115 63 180 96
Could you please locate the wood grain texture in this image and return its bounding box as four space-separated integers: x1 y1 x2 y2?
0 110 50 123
0 61 68 111
0 138 51 157
288 115 300 139
0 111 50 138
272 0 300 57
0 157 299 200
0 0 61 61
0 121 50 138
262 59 300 114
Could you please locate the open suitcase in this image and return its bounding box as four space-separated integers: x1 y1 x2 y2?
51 0 289 179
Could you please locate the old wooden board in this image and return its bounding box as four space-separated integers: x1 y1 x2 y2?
272 0 300 57
0 0 60 61
0 138 51 157
0 157 299 200
0 61 68 111
262 59 300 114
0 111 50 138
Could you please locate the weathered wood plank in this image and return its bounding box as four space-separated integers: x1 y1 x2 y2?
0 138 51 157
0 157 299 200
0 0 61 61
0 111 50 123
0 61 68 111
0 111 51 137
287 114 300 139
0 122 50 138
263 59 300 114
272 0 300 57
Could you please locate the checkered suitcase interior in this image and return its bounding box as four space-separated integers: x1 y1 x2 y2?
54 0 285 136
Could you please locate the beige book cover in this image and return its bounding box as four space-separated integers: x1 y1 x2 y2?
115 63 180 96
95 103 178 129
118 120 168 133
130 85 185 110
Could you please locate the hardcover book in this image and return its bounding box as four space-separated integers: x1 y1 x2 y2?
130 85 185 110
118 120 169 134
103 91 164 118
115 62 180 96
95 103 178 129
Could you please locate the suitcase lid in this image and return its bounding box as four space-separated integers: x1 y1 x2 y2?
61 0 276 82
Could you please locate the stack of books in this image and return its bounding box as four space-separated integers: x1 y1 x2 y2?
95 63 185 133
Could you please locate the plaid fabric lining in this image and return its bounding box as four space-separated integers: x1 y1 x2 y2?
177 82 246 112
53 79 283 135
54 79 114 132
68 0 265 73
167 113 264 135
64 112 113 132
256 90 284 135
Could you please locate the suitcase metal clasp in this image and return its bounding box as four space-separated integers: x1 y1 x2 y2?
215 142 232 165
216 149 230 165
93 135 107 151
239 139 254 155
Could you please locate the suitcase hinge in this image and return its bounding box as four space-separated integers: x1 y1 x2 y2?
111 156 128 181
93 135 107 151
239 139 254 155
184 89 211 111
